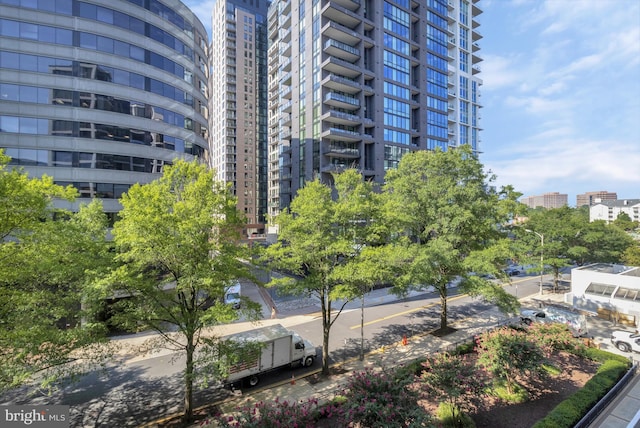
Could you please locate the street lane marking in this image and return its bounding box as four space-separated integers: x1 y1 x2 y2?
349 293 467 329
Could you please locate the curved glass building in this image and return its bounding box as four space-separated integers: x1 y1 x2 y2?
0 0 210 220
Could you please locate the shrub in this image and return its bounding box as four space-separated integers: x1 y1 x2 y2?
476 327 546 394
214 397 320 428
532 358 630 428
420 352 487 420
525 323 585 356
339 367 433 428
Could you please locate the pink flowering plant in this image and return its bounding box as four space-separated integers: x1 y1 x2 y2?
525 322 585 356
420 352 487 426
475 327 546 394
338 367 434 427
214 397 319 428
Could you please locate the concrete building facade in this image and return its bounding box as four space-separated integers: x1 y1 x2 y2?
0 0 210 222
570 263 640 328
210 0 269 235
590 199 640 224
521 192 568 209
266 0 483 219
576 190 618 208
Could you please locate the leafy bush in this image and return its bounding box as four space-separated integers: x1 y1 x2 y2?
525 323 585 355
339 367 433 427
532 359 629 428
214 397 320 428
421 352 487 421
582 346 631 364
476 327 546 394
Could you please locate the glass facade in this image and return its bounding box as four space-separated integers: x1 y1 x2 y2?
0 0 210 214
266 0 482 213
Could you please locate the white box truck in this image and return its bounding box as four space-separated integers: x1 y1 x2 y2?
224 324 316 387
224 282 241 309
521 305 589 337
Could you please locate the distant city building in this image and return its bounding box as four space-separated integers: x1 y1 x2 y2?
210 0 269 237
266 0 484 219
576 191 618 207
520 192 568 209
0 0 210 222
590 199 640 223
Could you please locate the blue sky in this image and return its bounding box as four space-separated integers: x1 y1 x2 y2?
183 0 640 205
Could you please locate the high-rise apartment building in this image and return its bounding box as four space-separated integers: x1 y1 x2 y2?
266 0 483 218
0 0 210 221
576 191 618 207
210 0 269 235
521 192 568 209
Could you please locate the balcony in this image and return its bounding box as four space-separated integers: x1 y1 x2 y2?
472 64 481 75
322 73 361 94
322 2 361 29
281 100 292 113
324 92 360 110
322 56 361 79
281 57 292 72
324 143 360 158
448 90 456 99
280 86 292 100
322 126 361 142
279 112 291 127
322 160 360 173
321 21 361 46
279 41 292 57
322 109 361 126
324 38 360 62
328 0 360 13
280 128 292 140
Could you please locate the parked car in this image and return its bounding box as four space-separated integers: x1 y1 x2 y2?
610 330 640 353
504 266 523 276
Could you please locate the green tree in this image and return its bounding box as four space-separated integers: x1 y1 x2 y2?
518 207 634 292
622 243 640 266
264 170 384 375
420 352 486 427
0 151 111 392
476 327 545 394
612 212 639 232
98 159 260 423
382 145 521 331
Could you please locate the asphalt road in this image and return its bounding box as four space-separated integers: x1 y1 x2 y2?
0 275 583 427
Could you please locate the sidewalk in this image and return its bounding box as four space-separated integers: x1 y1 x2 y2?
182 290 638 428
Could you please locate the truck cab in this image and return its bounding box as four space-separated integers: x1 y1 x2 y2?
224 282 241 309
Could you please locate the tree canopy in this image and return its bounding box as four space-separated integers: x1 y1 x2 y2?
382 145 522 331
0 151 111 392
96 159 260 423
263 169 386 375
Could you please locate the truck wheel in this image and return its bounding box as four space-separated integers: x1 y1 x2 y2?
616 342 631 353
248 375 259 387
303 356 314 367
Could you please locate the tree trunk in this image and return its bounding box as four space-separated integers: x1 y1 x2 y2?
360 295 364 361
440 288 448 331
321 288 330 376
182 336 195 424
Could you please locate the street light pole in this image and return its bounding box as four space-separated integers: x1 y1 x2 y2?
526 229 544 295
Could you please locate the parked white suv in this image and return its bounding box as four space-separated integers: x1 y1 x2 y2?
610 330 640 353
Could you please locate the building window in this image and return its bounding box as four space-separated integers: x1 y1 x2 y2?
614 287 639 302
585 283 616 297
